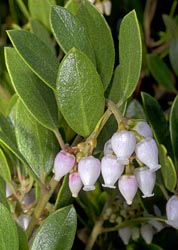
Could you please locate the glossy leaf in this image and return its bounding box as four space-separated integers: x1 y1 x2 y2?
50 5 95 64
169 38 178 77
0 203 19 250
16 224 29 250
5 47 58 131
0 114 25 163
15 100 59 179
28 0 56 31
55 175 73 210
117 10 142 105
76 0 115 90
56 48 105 137
141 92 172 157
0 190 10 210
170 95 178 166
158 144 177 192
31 205 77 250
7 30 58 90
147 54 175 91
0 148 11 182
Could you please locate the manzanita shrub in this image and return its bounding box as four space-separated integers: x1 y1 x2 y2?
0 0 178 249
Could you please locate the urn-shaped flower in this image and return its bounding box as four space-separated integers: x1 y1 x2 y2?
140 224 154 244
134 167 156 198
111 130 136 165
133 121 153 138
135 138 161 171
101 155 124 188
166 195 178 229
118 226 131 245
53 151 75 181
118 175 138 205
69 172 83 198
78 156 101 191
104 139 113 156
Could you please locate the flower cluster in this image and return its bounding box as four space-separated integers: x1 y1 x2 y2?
52 121 161 205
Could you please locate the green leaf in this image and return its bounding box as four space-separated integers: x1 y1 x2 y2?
30 20 56 56
117 10 142 104
0 148 11 182
170 95 178 166
75 0 115 90
0 190 10 210
55 175 73 210
50 5 95 64
5 47 58 131
16 223 29 250
162 14 178 39
7 30 58 90
169 38 178 77
159 144 177 192
0 113 25 164
0 203 19 250
56 48 105 137
28 0 56 31
147 54 175 91
15 100 59 179
31 205 77 250
141 92 172 157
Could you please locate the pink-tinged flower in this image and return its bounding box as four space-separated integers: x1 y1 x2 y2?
52 150 75 181
101 155 124 188
104 139 113 156
118 226 131 245
166 195 178 229
69 172 83 198
103 0 112 16
78 156 101 191
133 121 153 138
111 130 136 165
140 224 154 244
134 167 156 198
135 138 161 171
118 175 138 205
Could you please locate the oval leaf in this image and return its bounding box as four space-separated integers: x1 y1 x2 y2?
141 92 173 157
169 38 178 77
16 224 29 250
15 100 59 179
5 47 58 131
170 95 178 167
75 0 115 90
31 205 77 250
117 10 142 104
56 48 105 137
7 30 58 90
159 144 177 192
147 54 175 91
50 5 95 64
0 203 19 250
0 148 11 182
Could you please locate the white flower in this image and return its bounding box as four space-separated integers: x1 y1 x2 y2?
118 226 131 245
52 150 75 181
78 156 101 191
69 172 83 198
111 130 136 165
134 167 156 198
17 214 31 230
101 155 124 188
103 0 112 16
135 138 161 171
140 224 154 244
118 175 138 205
104 139 113 156
133 121 153 138
166 195 178 229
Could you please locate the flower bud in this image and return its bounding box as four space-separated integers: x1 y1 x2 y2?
103 0 112 16
17 214 31 230
133 121 153 138
104 139 113 156
149 220 164 232
78 156 101 191
135 138 161 171
101 155 124 188
69 172 83 198
166 195 178 229
118 226 131 245
95 2 104 14
140 224 154 244
131 227 140 241
118 175 138 205
6 183 13 198
134 167 156 198
52 150 75 181
111 130 136 165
